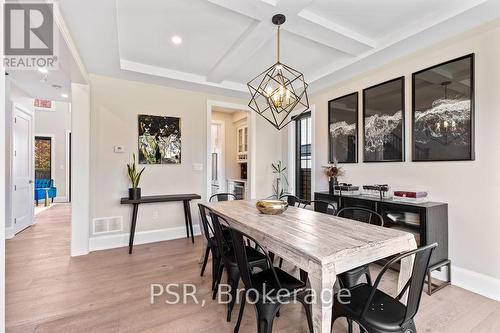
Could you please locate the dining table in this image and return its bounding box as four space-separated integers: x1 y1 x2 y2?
205 200 417 333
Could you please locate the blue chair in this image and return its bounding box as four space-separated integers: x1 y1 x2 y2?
34 179 57 206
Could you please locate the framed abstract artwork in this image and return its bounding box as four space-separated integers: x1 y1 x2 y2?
138 114 181 164
328 92 358 163
363 77 405 162
412 54 474 161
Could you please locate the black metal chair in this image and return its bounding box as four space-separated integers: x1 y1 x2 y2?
209 192 237 202
337 207 384 226
280 194 303 207
230 226 314 333
198 204 221 291
304 200 336 215
336 207 385 288
332 243 438 333
210 211 269 322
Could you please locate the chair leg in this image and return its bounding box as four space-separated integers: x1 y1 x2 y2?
256 303 280 333
211 254 221 290
347 318 353 333
227 268 240 322
234 291 246 333
298 296 314 333
36 200 38 206
213 264 224 300
51 198 54 203
278 258 283 268
200 246 210 277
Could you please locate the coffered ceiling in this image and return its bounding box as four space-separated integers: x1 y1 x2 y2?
59 0 500 97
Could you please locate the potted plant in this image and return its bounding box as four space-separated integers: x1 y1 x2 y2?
322 160 345 194
127 153 145 200
272 160 289 200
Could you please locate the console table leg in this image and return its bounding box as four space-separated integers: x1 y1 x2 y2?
184 200 195 243
129 203 139 254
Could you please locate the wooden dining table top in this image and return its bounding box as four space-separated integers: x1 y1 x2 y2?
205 199 413 265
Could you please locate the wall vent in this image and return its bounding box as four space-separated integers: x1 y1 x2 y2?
92 216 123 234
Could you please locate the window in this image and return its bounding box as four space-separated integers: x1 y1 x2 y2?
295 112 311 201
35 136 52 179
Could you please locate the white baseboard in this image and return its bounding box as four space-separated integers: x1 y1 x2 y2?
5 227 14 239
451 265 500 302
89 224 201 252
54 196 69 203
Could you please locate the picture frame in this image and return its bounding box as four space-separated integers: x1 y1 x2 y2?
328 92 358 163
362 77 405 162
412 54 475 161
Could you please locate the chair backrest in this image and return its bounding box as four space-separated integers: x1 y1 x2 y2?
198 204 214 242
35 179 53 188
209 212 234 264
280 194 302 207
228 226 280 291
336 207 384 226
209 192 237 202
361 243 438 324
306 200 336 215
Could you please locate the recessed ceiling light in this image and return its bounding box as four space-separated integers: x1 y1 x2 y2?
38 67 48 74
61 93 68 98
171 35 182 45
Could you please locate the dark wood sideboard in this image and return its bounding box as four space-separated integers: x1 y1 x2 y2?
314 191 450 294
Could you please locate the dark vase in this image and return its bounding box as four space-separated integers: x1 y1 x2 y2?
129 187 141 200
328 177 338 194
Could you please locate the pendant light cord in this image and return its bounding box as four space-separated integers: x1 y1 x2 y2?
277 25 280 63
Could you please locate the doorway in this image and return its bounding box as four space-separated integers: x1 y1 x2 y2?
206 101 255 201
12 104 34 234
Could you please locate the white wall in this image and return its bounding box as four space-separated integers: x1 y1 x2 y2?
290 22 500 286
89 75 281 249
34 102 71 200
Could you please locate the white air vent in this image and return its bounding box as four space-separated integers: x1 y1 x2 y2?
92 216 123 234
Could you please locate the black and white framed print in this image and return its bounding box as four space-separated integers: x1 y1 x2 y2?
363 77 405 162
328 92 358 163
138 114 181 164
412 54 474 161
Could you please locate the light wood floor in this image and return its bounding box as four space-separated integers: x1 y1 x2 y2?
6 204 500 332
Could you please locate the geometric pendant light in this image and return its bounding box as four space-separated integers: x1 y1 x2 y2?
247 14 309 130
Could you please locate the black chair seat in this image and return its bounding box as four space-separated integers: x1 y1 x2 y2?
225 246 267 266
339 264 371 287
335 283 406 331
251 267 306 295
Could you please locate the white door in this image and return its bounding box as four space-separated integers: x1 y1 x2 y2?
13 105 34 234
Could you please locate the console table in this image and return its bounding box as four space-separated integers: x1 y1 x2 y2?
120 193 201 254
315 191 450 295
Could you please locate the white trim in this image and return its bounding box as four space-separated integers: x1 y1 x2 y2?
52 2 90 83
451 265 500 302
65 129 71 202
34 133 56 186
89 225 201 252
54 196 68 203
210 120 226 192
121 59 247 92
5 227 14 240
206 100 255 201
